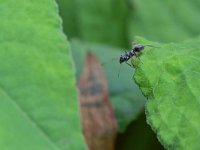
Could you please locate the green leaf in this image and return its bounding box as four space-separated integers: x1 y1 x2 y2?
56 0 79 38
133 37 200 149
116 112 164 150
129 0 200 42
0 1 86 150
70 39 146 132
56 0 129 48
57 0 200 47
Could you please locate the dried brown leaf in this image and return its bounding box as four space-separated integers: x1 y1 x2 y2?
78 52 117 150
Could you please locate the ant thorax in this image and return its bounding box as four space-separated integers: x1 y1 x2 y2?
119 44 147 64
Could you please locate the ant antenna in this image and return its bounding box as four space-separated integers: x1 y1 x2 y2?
132 41 159 48
118 64 122 78
145 44 159 48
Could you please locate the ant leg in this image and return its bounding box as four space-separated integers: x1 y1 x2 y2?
129 59 137 68
118 64 122 78
131 50 141 60
132 51 142 62
133 51 139 58
130 57 143 67
126 62 134 68
135 56 143 64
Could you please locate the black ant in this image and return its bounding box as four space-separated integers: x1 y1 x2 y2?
119 44 144 67
118 44 157 77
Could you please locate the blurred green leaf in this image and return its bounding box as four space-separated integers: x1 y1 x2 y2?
70 39 146 132
116 112 164 150
0 1 86 150
56 0 129 48
56 0 79 38
129 0 200 42
133 37 200 149
57 0 200 47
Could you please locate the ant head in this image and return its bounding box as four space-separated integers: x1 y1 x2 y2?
119 55 126 64
134 44 145 52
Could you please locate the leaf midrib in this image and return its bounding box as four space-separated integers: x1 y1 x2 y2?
0 85 60 150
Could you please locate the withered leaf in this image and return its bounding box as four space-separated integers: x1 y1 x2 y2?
78 52 117 150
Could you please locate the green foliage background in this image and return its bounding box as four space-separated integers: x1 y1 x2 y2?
1 0 200 149
56 0 200 149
